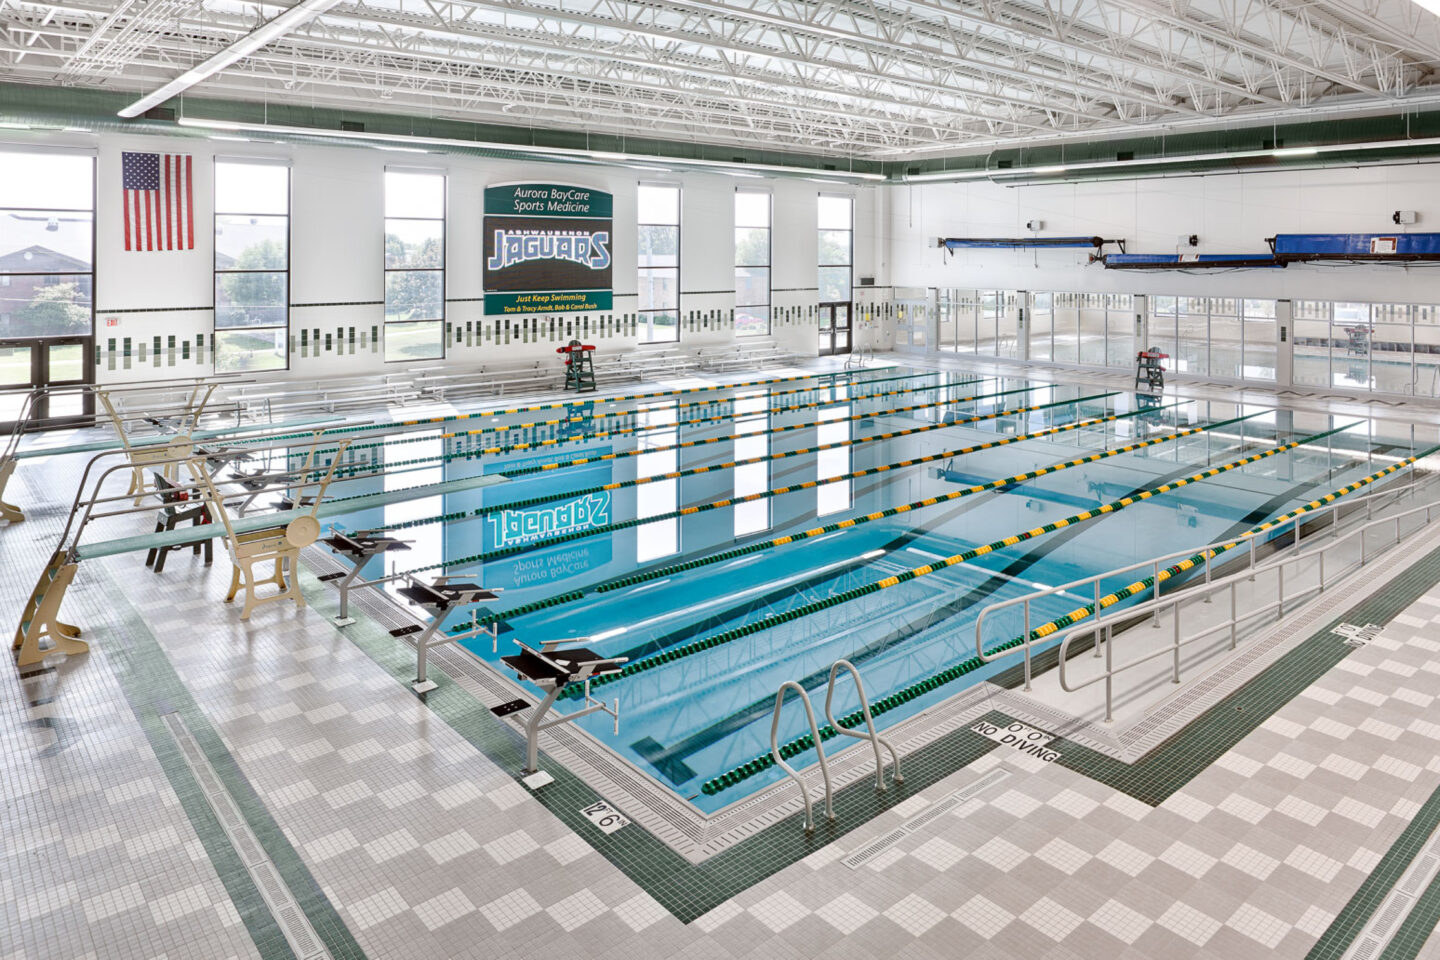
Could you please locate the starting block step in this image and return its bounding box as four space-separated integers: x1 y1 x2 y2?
491 699 529 717
315 571 347 582
389 624 423 638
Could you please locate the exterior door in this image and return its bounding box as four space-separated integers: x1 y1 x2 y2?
818 301 852 356
0 336 93 432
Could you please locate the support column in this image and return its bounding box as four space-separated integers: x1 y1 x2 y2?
1276 298 1294 388
1016 290 1031 361
1134 294 1149 355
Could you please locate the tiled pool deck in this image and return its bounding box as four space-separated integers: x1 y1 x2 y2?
7 362 1440 960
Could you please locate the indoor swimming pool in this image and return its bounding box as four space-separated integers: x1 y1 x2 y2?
317 367 1433 813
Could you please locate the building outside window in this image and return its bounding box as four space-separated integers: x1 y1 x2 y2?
735 190 770 336
637 184 680 343
817 195 852 302
214 160 289 372
384 169 446 362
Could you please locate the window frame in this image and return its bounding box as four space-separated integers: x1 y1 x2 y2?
382 168 447 364
817 192 853 305
734 188 772 337
637 181 681 345
0 148 96 341
213 158 291 373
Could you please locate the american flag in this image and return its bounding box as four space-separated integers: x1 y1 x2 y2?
122 151 193 251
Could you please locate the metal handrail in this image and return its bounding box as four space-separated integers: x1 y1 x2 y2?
1056 490 1440 721
771 681 834 833
824 659 902 791
974 471 1430 686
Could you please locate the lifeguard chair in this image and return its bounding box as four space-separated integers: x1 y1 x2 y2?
557 340 596 392
1135 347 1168 393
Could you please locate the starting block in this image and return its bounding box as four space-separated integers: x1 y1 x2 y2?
501 639 627 775
394 575 504 693
319 529 412 626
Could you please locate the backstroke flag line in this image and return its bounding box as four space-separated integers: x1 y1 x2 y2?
122 151 193 251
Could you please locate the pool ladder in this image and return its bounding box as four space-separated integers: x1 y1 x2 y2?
770 658 904 833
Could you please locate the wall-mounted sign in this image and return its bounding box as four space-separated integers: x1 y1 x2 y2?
483 183 613 315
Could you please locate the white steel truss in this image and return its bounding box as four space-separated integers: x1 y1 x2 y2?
0 0 1438 157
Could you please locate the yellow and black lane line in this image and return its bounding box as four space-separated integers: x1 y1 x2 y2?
269 370 984 457
700 440 1437 797
325 390 1119 525
579 420 1359 706
231 367 940 448
403 402 1188 583
315 382 1056 482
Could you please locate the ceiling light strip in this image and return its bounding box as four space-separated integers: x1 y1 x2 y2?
117 0 344 119
173 117 884 181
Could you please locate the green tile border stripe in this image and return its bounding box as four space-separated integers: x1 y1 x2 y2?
1313 782 1440 960
1049 536 1440 805
1378 839 1440 960
95 563 369 960
309 564 1008 922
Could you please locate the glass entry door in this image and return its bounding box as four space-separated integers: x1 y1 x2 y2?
894 299 928 350
818 301 852 356
0 336 93 432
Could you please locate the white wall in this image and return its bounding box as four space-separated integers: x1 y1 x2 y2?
2 129 882 384
887 162 1440 304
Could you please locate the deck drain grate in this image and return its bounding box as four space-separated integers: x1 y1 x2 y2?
1342 811 1440 959
162 713 332 960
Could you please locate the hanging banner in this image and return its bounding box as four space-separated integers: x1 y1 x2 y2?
483 183 613 315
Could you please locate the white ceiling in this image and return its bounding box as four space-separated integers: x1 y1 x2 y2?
2 0 1439 159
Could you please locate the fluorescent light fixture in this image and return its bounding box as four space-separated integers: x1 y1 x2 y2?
723 169 765 178
118 0 343 118
175 116 884 181
861 549 886 560
208 135 252 142
372 145 429 153
903 168 992 182
0 121 30 130
909 135 1440 183
590 626 627 641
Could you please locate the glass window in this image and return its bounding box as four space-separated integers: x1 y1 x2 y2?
0 151 94 339
637 401 678 561
735 190 770 337
817 397 851 516
733 391 769 536
638 184 680 344
817 195 851 303
214 161 289 372
384 170 445 362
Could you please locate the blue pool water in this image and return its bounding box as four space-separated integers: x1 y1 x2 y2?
320 367 1423 812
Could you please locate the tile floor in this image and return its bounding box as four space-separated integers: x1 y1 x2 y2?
5 360 1440 960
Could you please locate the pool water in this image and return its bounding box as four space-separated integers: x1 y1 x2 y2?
321 367 1425 813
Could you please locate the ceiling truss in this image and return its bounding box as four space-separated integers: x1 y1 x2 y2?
0 0 1437 158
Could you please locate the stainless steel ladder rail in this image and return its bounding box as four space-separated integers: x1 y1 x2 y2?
770 681 834 833
825 659 902 791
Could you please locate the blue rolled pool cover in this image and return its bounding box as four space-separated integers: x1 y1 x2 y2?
1271 233 1440 258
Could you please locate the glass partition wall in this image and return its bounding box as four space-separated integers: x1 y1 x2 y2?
921 285 1440 398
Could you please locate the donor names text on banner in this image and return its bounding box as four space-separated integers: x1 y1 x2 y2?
483 183 613 315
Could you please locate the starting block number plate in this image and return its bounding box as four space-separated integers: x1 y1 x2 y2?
971 720 1062 762
580 800 630 834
